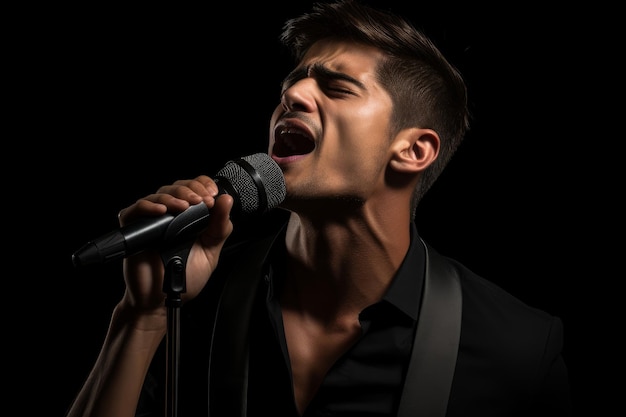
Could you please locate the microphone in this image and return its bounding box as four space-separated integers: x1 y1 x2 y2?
72 153 286 268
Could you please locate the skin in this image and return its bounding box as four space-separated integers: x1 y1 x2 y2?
66 39 440 417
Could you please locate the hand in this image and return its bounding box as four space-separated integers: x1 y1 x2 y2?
117 175 235 314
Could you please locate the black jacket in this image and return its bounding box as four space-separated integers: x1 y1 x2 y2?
138 209 572 416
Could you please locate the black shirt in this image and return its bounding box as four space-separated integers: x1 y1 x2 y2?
247 223 426 416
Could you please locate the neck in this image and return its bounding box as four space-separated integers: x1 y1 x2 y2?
280 211 411 317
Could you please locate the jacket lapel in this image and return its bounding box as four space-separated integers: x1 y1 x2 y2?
208 236 462 417
396 240 462 417
207 231 281 417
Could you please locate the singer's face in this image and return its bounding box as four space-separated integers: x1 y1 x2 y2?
268 39 394 212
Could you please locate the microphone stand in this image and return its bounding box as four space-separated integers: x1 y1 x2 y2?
160 243 193 417
155 202 211 417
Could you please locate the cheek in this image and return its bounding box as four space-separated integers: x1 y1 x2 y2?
338 104 391 152
337 104 392 179
355 100 392 133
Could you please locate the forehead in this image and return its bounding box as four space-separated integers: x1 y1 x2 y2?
299 39 385 83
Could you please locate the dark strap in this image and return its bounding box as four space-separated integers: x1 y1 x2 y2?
396 241 462 417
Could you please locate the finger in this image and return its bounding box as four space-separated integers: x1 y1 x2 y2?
163 175 219 198
118 192 202 225
118 176 221 226
200 193 235 244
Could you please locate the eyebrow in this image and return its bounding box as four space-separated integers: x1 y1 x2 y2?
281 62 367 94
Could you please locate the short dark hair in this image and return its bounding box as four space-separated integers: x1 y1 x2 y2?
280 0 470 216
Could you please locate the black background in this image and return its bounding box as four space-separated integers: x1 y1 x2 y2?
21 2 617 415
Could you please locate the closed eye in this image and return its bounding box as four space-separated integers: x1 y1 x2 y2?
324 84 356 96
280 63 365 97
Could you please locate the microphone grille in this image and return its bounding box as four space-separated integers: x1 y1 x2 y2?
215 153 286 215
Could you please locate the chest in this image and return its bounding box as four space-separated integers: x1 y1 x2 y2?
282 311 362 412
250 307 412 415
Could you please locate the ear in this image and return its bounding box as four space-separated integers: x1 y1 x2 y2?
389 127 440 174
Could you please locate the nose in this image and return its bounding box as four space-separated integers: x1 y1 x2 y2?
281 79 317 113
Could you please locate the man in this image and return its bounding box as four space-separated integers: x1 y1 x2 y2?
66 1 572 415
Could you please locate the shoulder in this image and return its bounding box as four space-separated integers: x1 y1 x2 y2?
425 242 561 336
424 241 564 371
423 243 571 414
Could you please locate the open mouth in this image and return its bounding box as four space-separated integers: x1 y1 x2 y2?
273 127 315 157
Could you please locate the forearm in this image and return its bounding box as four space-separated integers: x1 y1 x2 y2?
66 304 167 417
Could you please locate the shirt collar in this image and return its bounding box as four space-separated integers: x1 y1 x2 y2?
381 222 425 321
